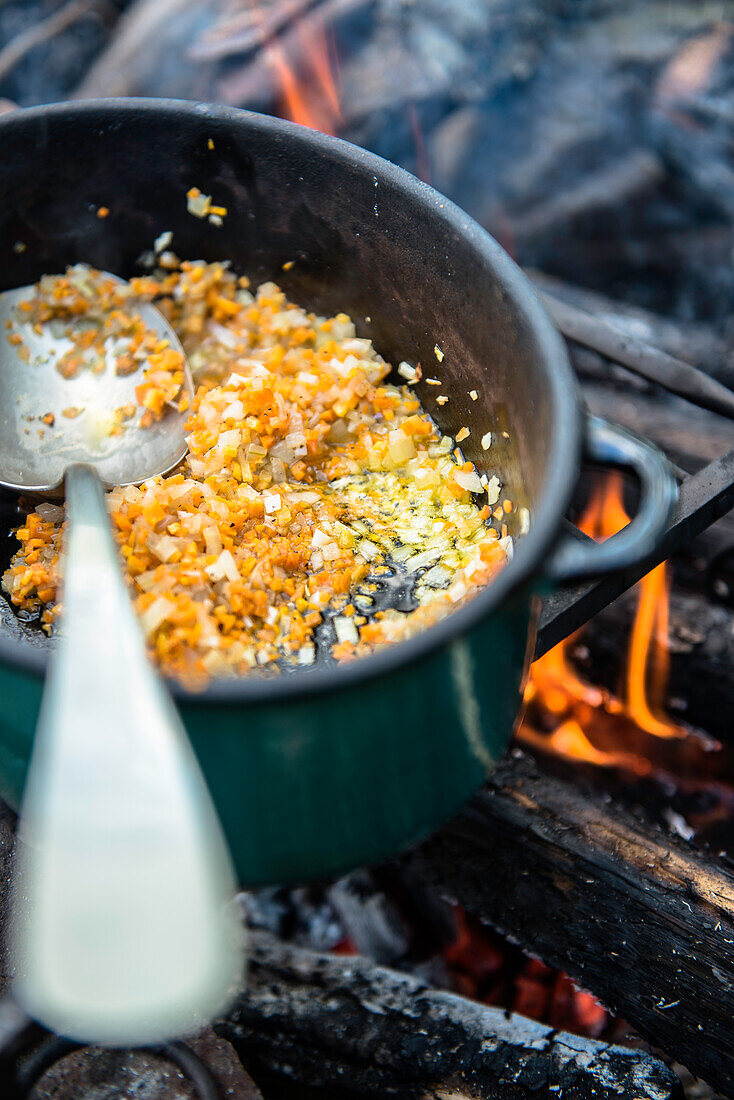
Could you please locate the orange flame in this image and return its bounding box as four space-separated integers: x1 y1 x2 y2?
266 14 342 135
520 472 686 770
627 563 675 737
656 24 733 105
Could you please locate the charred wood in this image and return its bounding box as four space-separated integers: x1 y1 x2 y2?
188 0 324 64
0 0 114 86
407 748 734 1097
71 0 205 100
326 870 412 964
538 291 734 420
216 928 681 1100
580 383 732 471
512 153 665 254
529 271 734 390
215 0 373 111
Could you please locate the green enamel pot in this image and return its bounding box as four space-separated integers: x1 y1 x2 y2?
0 100 676 886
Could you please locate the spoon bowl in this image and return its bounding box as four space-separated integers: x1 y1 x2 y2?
0 277 192 492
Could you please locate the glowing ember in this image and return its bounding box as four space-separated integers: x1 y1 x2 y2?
332 907 611 1038
444 908 609 1038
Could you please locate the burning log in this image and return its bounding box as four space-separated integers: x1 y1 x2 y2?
407 748 734 1098
216 929 681 1100
214 0 367 124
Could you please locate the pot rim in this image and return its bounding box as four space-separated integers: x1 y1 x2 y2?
0 97 583 705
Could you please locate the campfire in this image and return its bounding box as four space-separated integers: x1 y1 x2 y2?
1 3 734 1099
523 472 685 766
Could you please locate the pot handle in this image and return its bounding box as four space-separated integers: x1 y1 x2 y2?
546 415 678 583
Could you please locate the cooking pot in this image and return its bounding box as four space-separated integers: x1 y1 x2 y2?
0 100 676 886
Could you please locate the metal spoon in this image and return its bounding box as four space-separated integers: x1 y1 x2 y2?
0 277 243 1045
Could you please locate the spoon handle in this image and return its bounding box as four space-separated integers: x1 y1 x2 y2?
12 463 242 1045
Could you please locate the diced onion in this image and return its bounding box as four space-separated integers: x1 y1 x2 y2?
499 535 514 561
453 469 483 494
358 539 379 561
413 466 439 490
311 527 330 548
140 596 174 634
187 191 211 218
405 549 441 572
223 400 244 421
204 525 222 556
154 230 173 253
205 549 239 582
422 563 452 588
135 570 156 593
486 476 501 506
149 535 180 563
216 429 241 452
449 580 468 603
333 616 359 645
225 372 249 388
387 428 416 466
167 482 195 502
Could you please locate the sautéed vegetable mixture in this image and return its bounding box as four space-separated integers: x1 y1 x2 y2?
3 256 516 686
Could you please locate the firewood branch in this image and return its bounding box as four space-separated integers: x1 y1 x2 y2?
71 0 200 99
0 0 115 86
407 748 734 1097
216 929 680 1100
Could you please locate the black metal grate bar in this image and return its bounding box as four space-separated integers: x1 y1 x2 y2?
536 446 734 657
